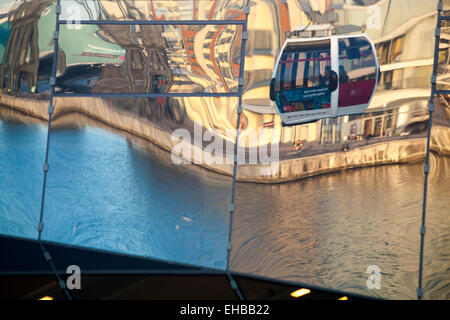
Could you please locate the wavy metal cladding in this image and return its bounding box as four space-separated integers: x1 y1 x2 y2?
0 0 449 182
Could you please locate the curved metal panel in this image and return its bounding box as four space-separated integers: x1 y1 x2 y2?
0 0 449 300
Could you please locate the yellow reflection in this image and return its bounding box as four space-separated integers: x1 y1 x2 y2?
338 296 348 300
290 288 311 298
38 296 54 300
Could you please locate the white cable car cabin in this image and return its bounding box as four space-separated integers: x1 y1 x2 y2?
269 33 379 126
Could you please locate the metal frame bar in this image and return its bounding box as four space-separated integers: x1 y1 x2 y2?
53 92 239 98
223 1 251 301
417 0 443 301
435 90 450 95
58 19 246 26
36 0 72 300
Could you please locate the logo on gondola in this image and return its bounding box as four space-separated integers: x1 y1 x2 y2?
350 88 361 97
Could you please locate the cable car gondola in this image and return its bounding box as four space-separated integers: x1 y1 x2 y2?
269 33 379 126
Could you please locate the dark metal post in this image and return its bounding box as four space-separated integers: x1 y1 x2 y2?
36 0 72 300
225 0 251 301
417 0 442 301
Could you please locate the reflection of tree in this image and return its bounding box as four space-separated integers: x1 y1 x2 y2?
0 0 53 94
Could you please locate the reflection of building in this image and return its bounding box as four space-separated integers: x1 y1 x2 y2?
437 19 450 89
0 0 52 94
313 0 440 146
0 0 449 164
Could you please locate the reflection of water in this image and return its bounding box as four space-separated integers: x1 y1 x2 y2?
1 109 449 299
0 118 46 239
0 112 231 270
231 155 450 300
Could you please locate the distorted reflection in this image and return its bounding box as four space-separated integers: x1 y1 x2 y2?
0 0 448 180
0 0 448 179
0 0 449 300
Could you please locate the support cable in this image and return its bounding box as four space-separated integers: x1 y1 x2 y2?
33 1 249 301
225 0 251 300
417 0 442 301
36 0 72 300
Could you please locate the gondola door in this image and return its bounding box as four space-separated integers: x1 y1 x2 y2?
336 35 378 116
270 38 339 126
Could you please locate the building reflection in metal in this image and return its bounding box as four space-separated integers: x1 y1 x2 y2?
0 0 449 181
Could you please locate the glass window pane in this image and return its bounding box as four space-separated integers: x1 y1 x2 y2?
274 40 331 113
338 37 376 107
41 114 231 269
55 23 241 94
0 107 46 239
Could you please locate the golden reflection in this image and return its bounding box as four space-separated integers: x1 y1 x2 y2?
290 288 311 298
0 0 449 182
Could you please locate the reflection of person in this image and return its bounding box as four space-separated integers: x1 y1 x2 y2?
320 66 331 86
339 65 349 83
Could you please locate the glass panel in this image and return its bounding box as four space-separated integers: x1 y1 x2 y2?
0 0 54 95
1 0 448 301
389 36 404 63
230 152 450 299
274 40 331 113
376 41 390 65
55 23 241 94
338 37 376 107
59 0 247 21
41 112 231 269
0 106 46 239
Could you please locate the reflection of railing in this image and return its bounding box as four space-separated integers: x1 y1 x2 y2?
318 107 428 145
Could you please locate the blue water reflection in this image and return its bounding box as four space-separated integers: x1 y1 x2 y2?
0 120 45 239
0 115 231 270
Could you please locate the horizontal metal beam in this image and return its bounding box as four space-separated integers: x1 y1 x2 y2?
58 19 246 26
435 90 450 95
53 92 239 98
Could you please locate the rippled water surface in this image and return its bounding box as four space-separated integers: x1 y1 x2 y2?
232 155 450 299
0 111 231 270
1 108 449 299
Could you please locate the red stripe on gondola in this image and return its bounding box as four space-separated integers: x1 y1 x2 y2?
279 52 371 64
279 57 331 64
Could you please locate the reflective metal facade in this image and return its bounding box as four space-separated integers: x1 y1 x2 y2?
0 1 449 183
1 0 450 300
